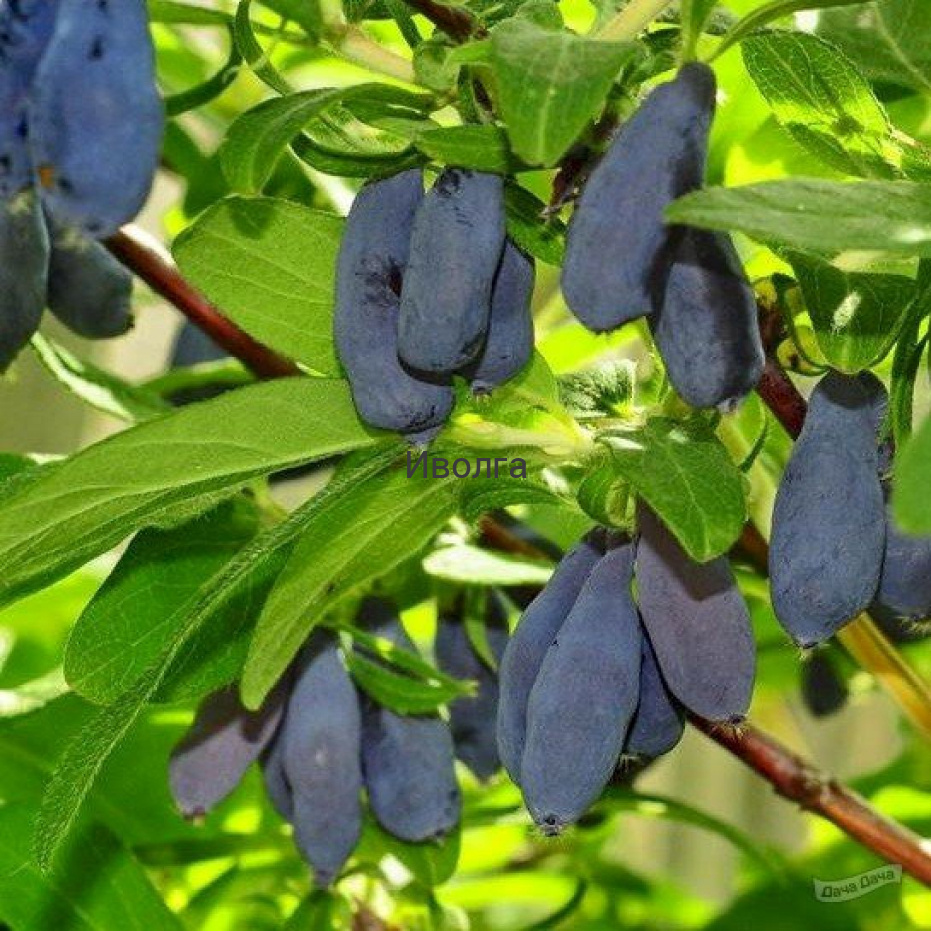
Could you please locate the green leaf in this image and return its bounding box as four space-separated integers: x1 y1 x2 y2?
504 183 565 266
220 86 430 192
165 22 242 117
890 262 931 448
35 445 402 869
423 544 553 585
742 31 928 180
342 624 469 693
0 379 372 610
259 0 322 37
346 651 465 713
0 805 182 930
302 97 421 163
576 456 628 527
893 411 931 534
715 0 873 60
242 463 460 708
233 0 292 94
292 133 422 179
413 38 461 92
148 0 232 25
415 124 514 172
64 500 271 705
489 20 632 165
173 196 344 375
817 0 931 94
361 817 461 887
523 880 587 930
600 417 746 561
458 476 567 524
786 251 915 372
667 179 931 258
284 891 352 930
31 334 169 423
482 350 562 420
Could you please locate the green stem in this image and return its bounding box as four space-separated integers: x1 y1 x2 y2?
325 24 418 84
596 0 675 42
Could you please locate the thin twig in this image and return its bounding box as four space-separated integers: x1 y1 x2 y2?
548 112 621 213
399 0 480 41
690 717 931 884
105 227 300 381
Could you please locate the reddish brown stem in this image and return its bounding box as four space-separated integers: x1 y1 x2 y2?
757 358 807 439
690 717 931 885
548 112 620 212
399 0 480 41
477 514 549 559
734 523 769 576
105 228 300 381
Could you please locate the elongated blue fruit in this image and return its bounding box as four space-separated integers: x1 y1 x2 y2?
496 530 605 783
398 169 506 373
172 320 226 368
46 219 133 337
650 228 764 410
562 62 717 331
770 371 887 646
435 590 509 780
0 190 48 370
625 634 684 759
282 632 363 888
260 734 293 822
800 650 847 718
635 504 755 722
29 0 164 237
876 483 931 622
169 683 287 819
467 240 535 393
0 0 60 196
334 170 454 435
871 601 929 644
522 542 642 833
357 597 461 842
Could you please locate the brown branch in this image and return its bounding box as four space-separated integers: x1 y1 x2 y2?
105 227 301 381
690 717 931 885
548 112 620 213
757 358 807 439
477 514 550 559
733 522 769 576
399 0 481 41
353 905 397 931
